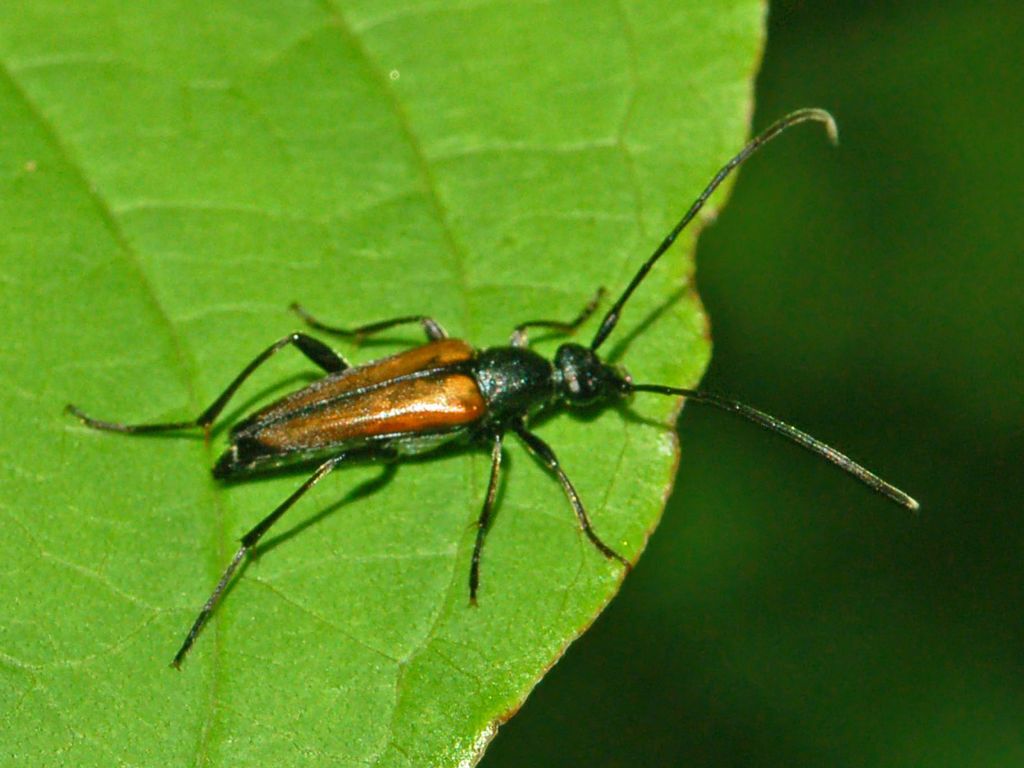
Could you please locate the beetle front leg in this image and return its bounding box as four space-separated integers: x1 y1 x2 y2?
67 332 348 435
510 287 605 348
291 303 448 342
513 424 631 570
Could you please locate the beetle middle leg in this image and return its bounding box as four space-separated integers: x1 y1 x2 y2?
172 447 376 667
469 431 504 604
513 424 630 570
291 303 448 342
509 287 605 347
67 333 348 435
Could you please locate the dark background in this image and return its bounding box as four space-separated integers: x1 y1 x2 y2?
485 1 1023 765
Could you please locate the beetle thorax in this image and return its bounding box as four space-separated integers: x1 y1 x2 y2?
472 346 558 424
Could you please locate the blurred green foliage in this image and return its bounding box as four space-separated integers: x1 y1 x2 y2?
483 1 1024 766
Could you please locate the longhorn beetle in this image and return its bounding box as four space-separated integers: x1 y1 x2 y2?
67 109 918 668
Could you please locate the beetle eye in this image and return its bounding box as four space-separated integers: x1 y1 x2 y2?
615 366 633 393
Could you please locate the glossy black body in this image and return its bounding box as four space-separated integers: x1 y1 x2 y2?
473 346 557 424
473 343 627 424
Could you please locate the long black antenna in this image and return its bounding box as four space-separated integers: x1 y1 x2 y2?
631 383 919 511
590 108 838 351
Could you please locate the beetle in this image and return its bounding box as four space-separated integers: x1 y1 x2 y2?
67 108 918 668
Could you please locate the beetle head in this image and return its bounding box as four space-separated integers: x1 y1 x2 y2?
554 343 631 407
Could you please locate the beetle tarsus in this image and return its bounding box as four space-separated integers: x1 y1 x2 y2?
66 402 199 434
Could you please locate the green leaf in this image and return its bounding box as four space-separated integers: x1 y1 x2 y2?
0 1 762 765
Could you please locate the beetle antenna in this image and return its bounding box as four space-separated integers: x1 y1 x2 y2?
630 383 919 511
590 108 838 352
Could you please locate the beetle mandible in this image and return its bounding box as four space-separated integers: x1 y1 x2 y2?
67 108 918 667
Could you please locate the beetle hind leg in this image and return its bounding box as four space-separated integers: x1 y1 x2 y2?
67 332 348 435
172 449 369 667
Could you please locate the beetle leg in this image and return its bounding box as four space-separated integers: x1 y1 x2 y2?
66 333 348 434
469 431 504 604
172 450 364 667
512 424 631 571
290 303 448 342
510 287 605 348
